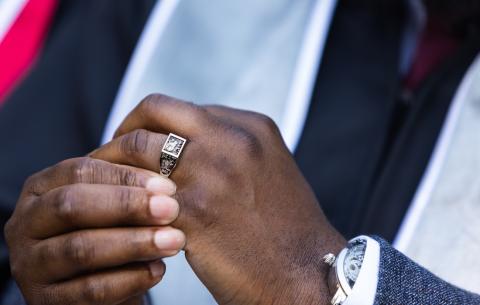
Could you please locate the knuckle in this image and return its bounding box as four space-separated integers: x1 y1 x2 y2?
120 129 151 157
9 258 22 281
184 100 202 112
3 218 25 250
141 93 174 109
177 189 217 229
3 218 15 245
23 174 37 191
185 102 209 124
138 94 164 116
254 113 280 135
9 249 28 283
229 125 263 159
72 158 97 183
54 187 78 223
117 167 140 186
24 171 44 196
64 234 95 268
83 279 108 304
141 93 162 107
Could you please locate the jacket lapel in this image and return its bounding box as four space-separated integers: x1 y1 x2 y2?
357 39 480 240
402 54 480 294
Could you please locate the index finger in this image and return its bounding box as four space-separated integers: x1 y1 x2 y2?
24 158 173 197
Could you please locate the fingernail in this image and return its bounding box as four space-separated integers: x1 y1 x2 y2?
146 177 176 195
154 229 185 250
149 261 165 278
150 196 179 222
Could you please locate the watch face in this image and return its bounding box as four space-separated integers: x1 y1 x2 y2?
343 239 366 288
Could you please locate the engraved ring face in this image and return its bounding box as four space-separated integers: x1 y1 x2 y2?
160 133 187 177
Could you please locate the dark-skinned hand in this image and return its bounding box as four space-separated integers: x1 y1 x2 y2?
90 94 346 305
4 157 185 305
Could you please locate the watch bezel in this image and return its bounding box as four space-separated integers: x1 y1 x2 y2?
335 247 353 295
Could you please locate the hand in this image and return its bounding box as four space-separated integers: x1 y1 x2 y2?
5 157 186 305
91 94 346 305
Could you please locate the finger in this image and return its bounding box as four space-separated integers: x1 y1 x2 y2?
33 227 185 282
112 94 209 139
27 184 179 238
25 157 174 196
46 261 165 305
90 129 167 175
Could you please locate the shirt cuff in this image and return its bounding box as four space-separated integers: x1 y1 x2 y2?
343 236 380 305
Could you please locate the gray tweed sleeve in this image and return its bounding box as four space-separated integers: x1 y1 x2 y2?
372 237 480 305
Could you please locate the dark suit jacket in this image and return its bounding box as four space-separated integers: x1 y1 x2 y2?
0 0 479 303
0 0 156 296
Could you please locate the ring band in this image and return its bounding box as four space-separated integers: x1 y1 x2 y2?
160 133 187 177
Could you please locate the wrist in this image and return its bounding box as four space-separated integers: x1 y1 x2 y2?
271 228 346 305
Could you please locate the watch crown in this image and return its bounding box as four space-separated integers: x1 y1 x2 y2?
323 253 336 266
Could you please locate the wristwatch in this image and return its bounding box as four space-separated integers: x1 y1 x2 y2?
323 237 367 305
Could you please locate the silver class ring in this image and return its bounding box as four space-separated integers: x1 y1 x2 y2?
160 133 187 177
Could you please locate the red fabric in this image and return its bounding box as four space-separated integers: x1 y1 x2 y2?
404 17 459 90
0 0 58 105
